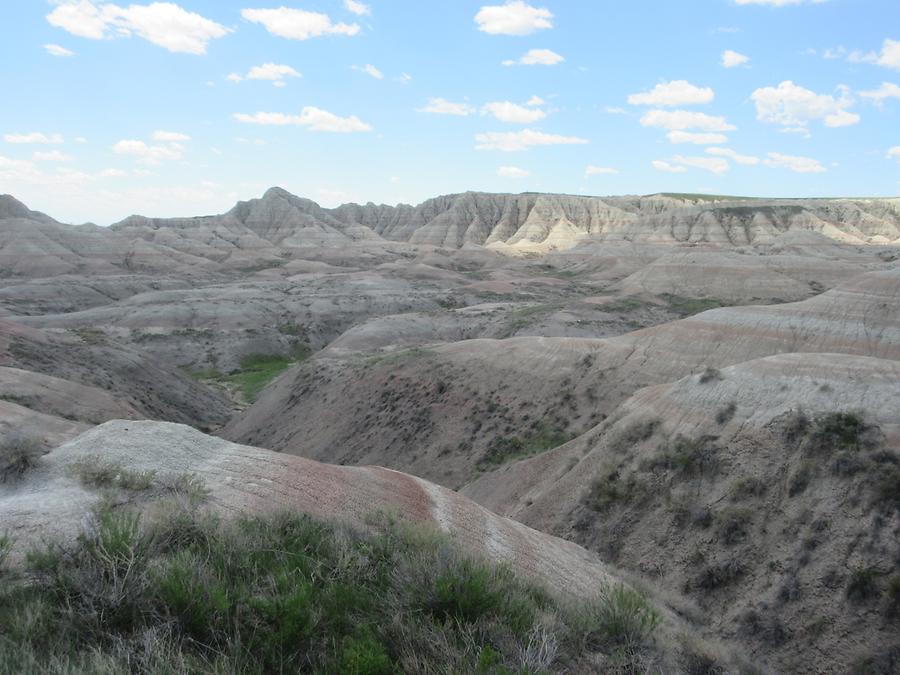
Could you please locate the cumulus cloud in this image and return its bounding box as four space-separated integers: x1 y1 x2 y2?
502 48 564 66
666 131 729 145
585 165 619 175
721 50 749 67
627 80 714 107
416 98 475 116
47 1 230 55
859 82 900 105
241 7 360 40
640 110 736 132
751 81 860 129
527 95 545 106
353 64 384 79
705 147 760 165
671 155 730 174
33 150 74 162
344 0 371 16
233 107 372 133
482 101 546 123
475 129 588 151
113 139 185 164
887 146 900 160
474 1 553 36
763 152 826 173
497 166 530 178
226 63 302 86
3 132 65 144
152 130 190 142
847 39 900 71
652 160 687 173
44 43 75 57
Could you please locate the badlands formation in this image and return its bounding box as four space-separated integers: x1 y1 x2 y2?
1 188 899 673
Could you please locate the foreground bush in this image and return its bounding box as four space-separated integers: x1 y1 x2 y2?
0 501 665 673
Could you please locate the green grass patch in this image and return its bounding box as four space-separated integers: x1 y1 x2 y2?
660 294 730 317
0 506 665 673
224 354 294 402
478 423 573 468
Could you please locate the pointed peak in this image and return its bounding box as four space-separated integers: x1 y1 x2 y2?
0 194 33 219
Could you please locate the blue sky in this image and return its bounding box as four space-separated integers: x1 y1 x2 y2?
1 0 898 224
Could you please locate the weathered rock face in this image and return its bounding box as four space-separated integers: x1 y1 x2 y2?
463 352 900 675
223 269 900 488
3 190 899 283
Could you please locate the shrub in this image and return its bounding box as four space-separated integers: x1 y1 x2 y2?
699 367 723 384
730 477 767 501
0 533 11 571
872 466 900 514
608 418 660 454
579 585 661 651
0 436 43 483
807 411 881 454
71 457 155 491
715 402 737 425
780 409 811 446
716 508 752 546
585 470 647 512
885 577 900 620
846 566 880 602
693 560 745 592
649 436 719 479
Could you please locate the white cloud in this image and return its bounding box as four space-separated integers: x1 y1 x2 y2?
482 101 546 123
317 188 352 206
705 147 760 165
474 1 553 36
237 63 303 86
353 63 384 79
847 39 900 71
498 166 530 178
667 131 729 145
721 50 749 67
603 106 626 114
233 107 372 133
527 95 545 106
241 7 360 40
652 160 687 173
113 139 185 164
44 43 75 57
859 82 900 105
671 155 730 174
640 110 736 132
152 130 190 142
416 98 475 116
763 152 826 173
47 1 230 55
751 81 859 129
734 0 829 5
398 73 412 84
887 146 900 160
33 150 74 162
628 80 714 107
344 0 371 16
474 129 588 151
502 48 564 66
4 132 65 144
585 165 619 175
74 137 88 144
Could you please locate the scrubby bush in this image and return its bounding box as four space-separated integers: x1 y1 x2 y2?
699 367 723 384
715 402 737 425
648 435 719 480
807 411 880 454
846 566 880 603
585 470 648 512
70 457 156 491
0 435 43 483
608 418 660 454
0 503 667 673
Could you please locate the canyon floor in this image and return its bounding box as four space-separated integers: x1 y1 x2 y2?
1 189 899 673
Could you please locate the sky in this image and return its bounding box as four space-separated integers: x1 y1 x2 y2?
0 0 899 225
